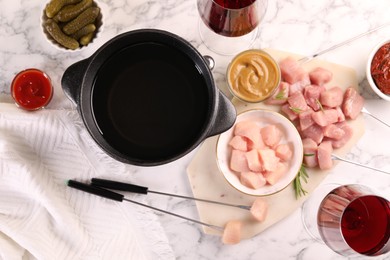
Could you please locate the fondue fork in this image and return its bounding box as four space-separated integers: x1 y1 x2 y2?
298 22 390 64
67 180 224 231
90 178 251 210
361 107 390 128
331 154 390 175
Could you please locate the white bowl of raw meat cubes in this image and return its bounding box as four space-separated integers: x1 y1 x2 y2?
216 109 303 196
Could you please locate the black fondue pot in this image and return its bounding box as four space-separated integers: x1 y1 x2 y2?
62 29 236 166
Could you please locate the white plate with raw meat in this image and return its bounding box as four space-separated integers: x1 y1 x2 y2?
216 109 303 196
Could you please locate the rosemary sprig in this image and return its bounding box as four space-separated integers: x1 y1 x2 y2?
315 98 324 112
293 164 309 199
289 106 303 114
275 90 287 100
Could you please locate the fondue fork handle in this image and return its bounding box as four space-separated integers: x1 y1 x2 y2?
91 178 251 210
68 180 124 201
68 180 224 232
331 154 390 175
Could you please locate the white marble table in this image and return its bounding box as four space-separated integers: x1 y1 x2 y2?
1 0 390 259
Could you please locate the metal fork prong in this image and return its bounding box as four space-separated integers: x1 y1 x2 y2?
332 154 390 175
361 107 390 128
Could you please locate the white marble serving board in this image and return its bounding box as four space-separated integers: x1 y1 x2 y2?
186 49 365 239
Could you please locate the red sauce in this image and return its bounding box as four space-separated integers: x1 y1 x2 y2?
11 69 53 110
371 42 390 95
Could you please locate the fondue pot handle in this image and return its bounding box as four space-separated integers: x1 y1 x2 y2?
207 91 236 137
203 55 236 136
203 55 215 70
61 58 90 105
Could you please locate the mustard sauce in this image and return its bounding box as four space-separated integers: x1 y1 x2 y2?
227 50 280 102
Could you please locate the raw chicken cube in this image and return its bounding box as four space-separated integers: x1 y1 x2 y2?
265 81 290 105
302 138 318 168
250 198 268 222
336 106 346 122
234 121 262 148
321 109 339 125
301 124 324 144
304 84 326 111
289 75 311 95
240 171 266 189
229 135 248 151
264 162 287 185
245 149 262 172
317 141 333 170
299 108 315 131
275 143 293 161
279 57 309 84
304 155 318 168
309 67 333 86
288 91 308 113
248 137 266 150
320 87 344 108
311 111 327 126
342 87 364 119
222 220 242 245
311 109 339 127
323 124 345 140
261 125 282 147
258 149 280 172
330 122 353 148
230 150 250 173
281 104 298 121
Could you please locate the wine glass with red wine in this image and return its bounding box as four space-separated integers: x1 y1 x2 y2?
302 184 390 257
197 0 268 55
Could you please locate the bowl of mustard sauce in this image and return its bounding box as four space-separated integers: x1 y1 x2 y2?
227 49 281 103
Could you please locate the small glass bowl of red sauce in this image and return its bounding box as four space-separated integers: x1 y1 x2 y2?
366 39 390 101
11 68 53 110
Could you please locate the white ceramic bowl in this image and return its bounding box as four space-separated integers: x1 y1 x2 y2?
366 38 390 101
216 109 303 196
41 0 103 51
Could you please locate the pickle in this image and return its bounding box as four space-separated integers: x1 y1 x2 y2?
71 23 96 40
80 32 94 46
55 0 93 22
62 7 100 35
45 0 82 18
45 19 80 50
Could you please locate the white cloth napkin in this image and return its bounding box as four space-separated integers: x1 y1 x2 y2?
0 103 175 260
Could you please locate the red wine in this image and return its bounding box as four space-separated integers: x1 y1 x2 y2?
341 195 390 255
318 191 390 256
198 0 259 37
214 0 256 8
